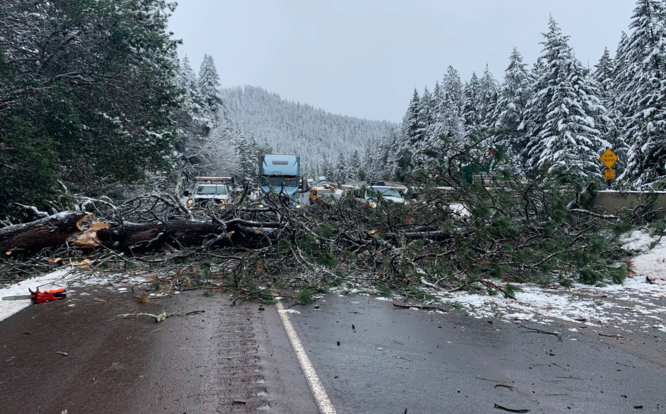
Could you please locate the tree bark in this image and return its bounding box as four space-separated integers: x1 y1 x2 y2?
96 220 221 251
96 219 278 251
0 213 281 253
0 212 89 253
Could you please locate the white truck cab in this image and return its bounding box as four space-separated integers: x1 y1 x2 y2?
187 177 234 208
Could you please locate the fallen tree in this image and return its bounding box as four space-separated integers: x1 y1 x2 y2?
0 134 653 302
0 212 89 253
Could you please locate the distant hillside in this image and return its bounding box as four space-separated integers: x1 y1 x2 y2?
220 86 397 176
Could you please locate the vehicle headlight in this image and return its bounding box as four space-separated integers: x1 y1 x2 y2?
295 204 301 209
370 202 377 208
258 204 264 208
187 199 193 205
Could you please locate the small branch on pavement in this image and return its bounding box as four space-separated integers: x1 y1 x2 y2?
493 403 530 413
518 325 563 341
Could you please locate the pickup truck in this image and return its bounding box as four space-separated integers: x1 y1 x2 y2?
186 177 234 208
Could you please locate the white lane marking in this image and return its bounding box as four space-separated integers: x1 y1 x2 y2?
276 302 336 414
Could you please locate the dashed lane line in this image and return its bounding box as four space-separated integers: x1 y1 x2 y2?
276 302 337 414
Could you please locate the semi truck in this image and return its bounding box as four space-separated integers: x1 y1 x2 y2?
259 155 301 209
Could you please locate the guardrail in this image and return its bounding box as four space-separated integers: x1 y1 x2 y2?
339 184 666 218
594 191 666 218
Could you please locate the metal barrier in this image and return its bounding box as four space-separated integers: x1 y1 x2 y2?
594 191 666 218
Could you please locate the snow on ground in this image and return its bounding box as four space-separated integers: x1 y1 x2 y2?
432 236 666 331
630 235 666 284
619 229 659 253
0 268 150 323
0 268 71 322
444 280 665 328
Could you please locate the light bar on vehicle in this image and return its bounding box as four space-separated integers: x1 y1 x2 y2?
195 177 234 183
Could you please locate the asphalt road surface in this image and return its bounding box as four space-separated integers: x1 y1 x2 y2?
1 287 664 413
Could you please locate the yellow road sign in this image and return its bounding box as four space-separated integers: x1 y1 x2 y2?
600 148 618 168
604 169 615 180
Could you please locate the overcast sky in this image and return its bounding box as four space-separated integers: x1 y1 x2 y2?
169 0 636 123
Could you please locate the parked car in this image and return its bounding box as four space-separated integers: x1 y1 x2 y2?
357 186 406 208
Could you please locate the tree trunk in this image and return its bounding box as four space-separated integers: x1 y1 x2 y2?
96 219 279 251
0 213 280 254
0 212 89 253
96 220 221 251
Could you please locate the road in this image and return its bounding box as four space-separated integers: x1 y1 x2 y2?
1 280 665 414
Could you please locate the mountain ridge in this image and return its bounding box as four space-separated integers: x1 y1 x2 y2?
220 85 398 176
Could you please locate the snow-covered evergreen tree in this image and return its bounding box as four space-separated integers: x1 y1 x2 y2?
617 0 666 186
593 47 627 170
523 17 608 182
180 56 206 110
362 141 376 180
594 48 615 101
349 150 362 181
463 73 481 131
492 48 534 161
379 128 403 180
321 158 333 180
335 153 348 183
478 65 499 129
415 87 433 145
430 66 465 142
402 89 421 145
198 54 223 113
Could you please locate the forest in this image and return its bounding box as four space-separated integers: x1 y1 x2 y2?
4 0 666 220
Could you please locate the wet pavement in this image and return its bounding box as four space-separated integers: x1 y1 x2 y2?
0 287 317 414
287 295 666 414
1 286 665 413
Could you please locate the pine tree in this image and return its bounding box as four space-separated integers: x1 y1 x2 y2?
463 73 481 131
478 65 499 129
594 48 615 100
432 66 465 142
402 89 421 144
362 142 375 180
336 153 348 183
593 48 627 170
180 56 205 109
492 48 534 161
321 157 332 180
381 128 403 180
415 64 466 173
614 32 631 81
415 87 432 145
234 134 259 180
198 54 223 113
0 0 183 210
349 150 361 180
617 0 666 186
523 17 608 182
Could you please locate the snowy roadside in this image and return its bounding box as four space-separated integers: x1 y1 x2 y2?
427 229 666 332
445 277 666 331
0 268 151 323
326 228 666 335
0 268 71 322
